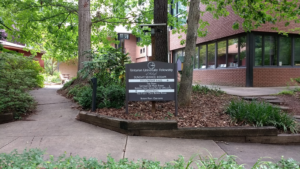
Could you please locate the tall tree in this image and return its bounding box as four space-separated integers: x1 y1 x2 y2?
153 0 168 62
78 0 91 70
177 0 200 106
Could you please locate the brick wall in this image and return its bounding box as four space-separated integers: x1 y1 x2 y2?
170 4 300 51
253 67 300 87
192 68 246 86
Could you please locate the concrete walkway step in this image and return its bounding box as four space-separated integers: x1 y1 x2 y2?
261 96 278 100
294 115 300 119
272 106 291 111
265 100 284 105
242 97 258 101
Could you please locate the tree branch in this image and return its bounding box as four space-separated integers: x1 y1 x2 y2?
0 22 12 31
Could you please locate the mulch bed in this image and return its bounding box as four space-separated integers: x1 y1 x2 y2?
277 91 300 116
94 93 246 128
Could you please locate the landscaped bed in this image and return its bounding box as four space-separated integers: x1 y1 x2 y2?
93 93 240 128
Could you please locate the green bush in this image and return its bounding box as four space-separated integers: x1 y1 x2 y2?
62 77 76 90
0 149 299 169
73 85 126 109
97 85 126 109
226 100 298 133
73 86 93 109
0 52 44 117
192 84 224 96
277 90 294 95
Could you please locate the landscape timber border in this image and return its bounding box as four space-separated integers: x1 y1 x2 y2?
0 113 14 124
77 111 300 145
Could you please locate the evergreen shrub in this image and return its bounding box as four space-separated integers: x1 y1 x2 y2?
0 52 44 117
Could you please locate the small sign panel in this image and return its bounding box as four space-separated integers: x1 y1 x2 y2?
125 61 178 115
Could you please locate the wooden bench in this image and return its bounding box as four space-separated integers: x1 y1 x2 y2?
59 74 70 84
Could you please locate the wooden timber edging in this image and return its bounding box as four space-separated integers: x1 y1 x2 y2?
77 111 300 144
0 113 14 124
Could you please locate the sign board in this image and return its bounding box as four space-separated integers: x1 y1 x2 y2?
125 61 178 115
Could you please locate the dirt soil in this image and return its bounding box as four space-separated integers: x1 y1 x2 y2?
94 93 247 128
277 92 300 116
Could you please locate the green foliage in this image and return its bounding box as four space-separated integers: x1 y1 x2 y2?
0 0 153 61
0 52 44 117
1 149 300 169
73 86 93 109
192 84 225 96
62 77 76 90
79 48 131 86
226 100 298 133
277 90 294 95
293 77 300 83
97 85 126 109
43 57 57 76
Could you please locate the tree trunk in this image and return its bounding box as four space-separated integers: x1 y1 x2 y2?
78 0 91 71
153 0 168 62
178 0 200 107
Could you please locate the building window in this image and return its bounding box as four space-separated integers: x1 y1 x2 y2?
228 38 238 67
199 45 206 68
264 35 277 66
140 49 142 54
217 40 227 68
254 35 263 66
279 36 292 66
295 37 300 66
170 1 186 29
119 33 130 40
207 43 215 68
194 46 199 69
143 48 145 53
239 36 247 67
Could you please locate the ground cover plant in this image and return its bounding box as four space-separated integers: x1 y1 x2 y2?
226 100 299 133
0 52 44 118
0 149 299 169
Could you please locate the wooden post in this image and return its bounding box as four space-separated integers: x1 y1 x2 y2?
152 101 156 113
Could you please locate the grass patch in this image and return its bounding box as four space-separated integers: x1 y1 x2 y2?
277 90 294 95
226 100 298 133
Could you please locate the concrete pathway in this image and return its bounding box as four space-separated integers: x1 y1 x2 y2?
0 85 299 168
204 85 299 96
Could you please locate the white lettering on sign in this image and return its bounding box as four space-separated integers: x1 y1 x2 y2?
128 89 174 93
129 79 175 82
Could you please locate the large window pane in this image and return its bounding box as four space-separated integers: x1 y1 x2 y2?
217 40 227 68
228 38 238 67
295 38 300 66
199 45 206 68
279 36 292 66
175 50 182 62
207 43 215 68
254 35 263 66
239 36 247 66
264 35 277 66
194 46 199 69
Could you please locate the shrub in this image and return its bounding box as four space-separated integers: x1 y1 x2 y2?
192 84 224 96
97 85 126 109
0 52 44 117
226 100 298 133
73 86 93 109
0 149 299 169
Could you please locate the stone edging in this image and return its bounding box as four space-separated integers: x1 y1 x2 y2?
0 113 14 124
78 111 300 144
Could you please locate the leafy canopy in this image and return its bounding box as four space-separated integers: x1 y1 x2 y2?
0 0 153 61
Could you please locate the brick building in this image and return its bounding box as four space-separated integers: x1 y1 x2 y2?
169 3 300 87
1 40 44 68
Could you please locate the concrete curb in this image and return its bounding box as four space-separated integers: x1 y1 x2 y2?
78 111 300 144
0 113 14 124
